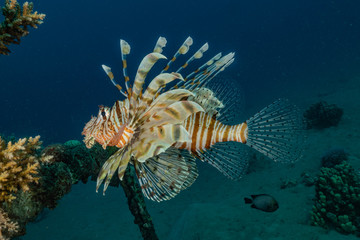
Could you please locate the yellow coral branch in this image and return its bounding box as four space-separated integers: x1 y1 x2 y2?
0 208 19 239
0 0 46 55
0 136 42 203
8 0 17 9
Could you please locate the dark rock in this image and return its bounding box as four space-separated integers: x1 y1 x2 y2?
321 148 348 168
304 101 343 129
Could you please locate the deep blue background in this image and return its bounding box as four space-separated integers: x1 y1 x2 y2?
1 0 359 145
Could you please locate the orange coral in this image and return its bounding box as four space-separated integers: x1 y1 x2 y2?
0 136 41 203
0 0 45 55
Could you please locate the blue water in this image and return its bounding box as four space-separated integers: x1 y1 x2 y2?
1 0 360 239
1 0 359 145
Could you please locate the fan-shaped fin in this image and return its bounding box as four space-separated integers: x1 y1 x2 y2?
198 142 250 180
189 76 245 125
134 147 198 202
212 78 245 125
177 149 199 190
246 99 304 163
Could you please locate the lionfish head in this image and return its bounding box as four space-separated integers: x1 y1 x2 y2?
82 105 114 149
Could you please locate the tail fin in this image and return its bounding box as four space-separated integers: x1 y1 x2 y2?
246 99 304 163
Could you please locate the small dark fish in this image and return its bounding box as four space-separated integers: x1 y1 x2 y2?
244 194 279 212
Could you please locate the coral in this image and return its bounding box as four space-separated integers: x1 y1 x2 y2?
0 136 41 203
0 208 18 240
0 139 100 237
1 189 42 237
5 190 41 221
32 141 121 208
34 141 101 209
310 161 360 235
321 148 348 168
62 140 97 184
0 0 45 55
303 101 343 129
41 141 98 184
0 137 118 237
35 161 72 209
0 137 156 238
300 171 317 187
40 144 67 165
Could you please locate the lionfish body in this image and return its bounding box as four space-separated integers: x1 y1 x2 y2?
82 36 303 201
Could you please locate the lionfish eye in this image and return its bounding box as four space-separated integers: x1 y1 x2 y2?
101 111 106 117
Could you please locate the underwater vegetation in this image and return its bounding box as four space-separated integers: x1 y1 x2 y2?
303 101 343 129
304 101 359 236
0 0 45 55
0 136 41 238
37 140 121 209
0 136 40 203
0 208 18 240
0 136 155 239
310 159 360 236
0 137 90 238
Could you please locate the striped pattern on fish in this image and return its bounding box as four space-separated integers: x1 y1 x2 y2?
82 100 131 149
174 112 248 155
82 36 304 202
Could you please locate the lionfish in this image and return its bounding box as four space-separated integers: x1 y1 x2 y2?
82 37 303 202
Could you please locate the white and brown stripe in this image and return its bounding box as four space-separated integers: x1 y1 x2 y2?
129 53 166 121
175 112 248 155
82 100 131 149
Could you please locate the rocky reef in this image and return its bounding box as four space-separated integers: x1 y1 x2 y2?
310 161 360 235
303 101 343 129
0 137 100 238
0 0 45 55
0 136 156 239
